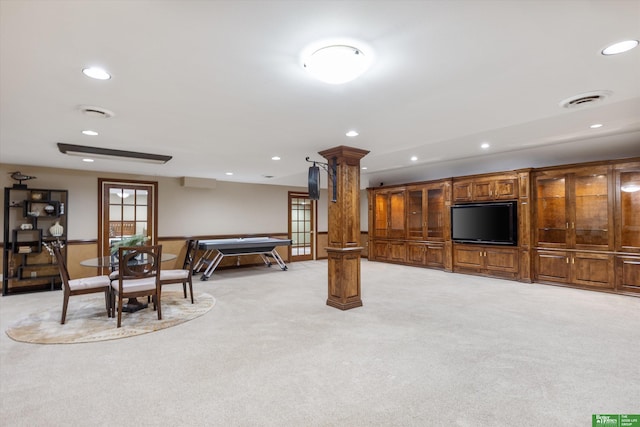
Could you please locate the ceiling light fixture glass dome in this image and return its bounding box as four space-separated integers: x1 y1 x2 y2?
303 44 372 84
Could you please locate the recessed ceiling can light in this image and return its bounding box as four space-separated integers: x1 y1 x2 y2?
82 67 111 80
621 183 640 193
302 43 373 84
410 156 418 161
346 130 359 137
590 123 603 129
82 158 94 162
225 172 233 176
82 130 99 136
271 156 281 161
361 166 368 170
481 143 490 149
602 40 639 55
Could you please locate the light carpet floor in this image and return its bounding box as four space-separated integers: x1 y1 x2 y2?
1 260 639 426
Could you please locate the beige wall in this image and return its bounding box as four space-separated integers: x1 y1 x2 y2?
1 163 370 239
1 163 370 280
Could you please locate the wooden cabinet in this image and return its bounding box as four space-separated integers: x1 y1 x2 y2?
369 180 449 268
406 242 445 268
453 175 518 202
372 240 406 263
3 186 68 295
453 244 519 279
366 159 639 296
534 166 613 251
406 182 446 241
373 188 405 239
535 250 614 289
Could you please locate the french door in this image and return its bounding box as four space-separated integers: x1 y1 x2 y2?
98 179 158 262
288 192 316 261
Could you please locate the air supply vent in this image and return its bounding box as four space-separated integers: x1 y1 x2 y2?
79 105 115 118
559 90 612 109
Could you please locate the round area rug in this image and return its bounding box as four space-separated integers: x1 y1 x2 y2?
5 291 215 344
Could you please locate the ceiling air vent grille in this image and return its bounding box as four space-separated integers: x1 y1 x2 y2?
559 90 612 109
79 105 115 118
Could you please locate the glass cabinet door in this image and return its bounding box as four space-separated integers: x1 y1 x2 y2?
427 187 444 240
389 190 406 238
619 170 640 251
374 193 389 238
573 171 611 249
407 189 423 239
536 176 567 246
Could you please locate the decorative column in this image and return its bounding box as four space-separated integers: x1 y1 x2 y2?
318 145 369 310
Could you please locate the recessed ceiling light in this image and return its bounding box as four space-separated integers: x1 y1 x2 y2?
82 67 111 80
410 156 418 161
361 166 368 170
602 40 639 55
481 143 490 149
346 130 359 137
225 172 233 176
621 183 640 193
82 130 99 136
302 43 373 84
271 156 281 161
82 158 94 163
590 123 603 129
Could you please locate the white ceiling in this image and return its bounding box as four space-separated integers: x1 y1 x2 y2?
1 0 639 189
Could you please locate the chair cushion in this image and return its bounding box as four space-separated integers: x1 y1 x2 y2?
68 275 111 291
160 269 189 281
111 278 158 293
109 271 119 280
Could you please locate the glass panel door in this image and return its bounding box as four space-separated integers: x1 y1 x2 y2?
289 193 315 261
535 176 567 246
427 187 444 240
574 172 610 248
407 189 423 239
619 170 640 251
99 180 157 265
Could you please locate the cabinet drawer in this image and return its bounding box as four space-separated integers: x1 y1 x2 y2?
454 246 483 269
572 252 614 288
485 248 518 274
535 250 570 283
615 256 640 293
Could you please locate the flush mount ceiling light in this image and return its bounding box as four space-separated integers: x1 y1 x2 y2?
82 67 111 80
57 143 172 164
602 40 639 55
302 43 373 84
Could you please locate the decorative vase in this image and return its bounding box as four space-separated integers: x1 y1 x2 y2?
49 221 64 237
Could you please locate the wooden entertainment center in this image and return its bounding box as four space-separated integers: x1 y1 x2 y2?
367 157 640 296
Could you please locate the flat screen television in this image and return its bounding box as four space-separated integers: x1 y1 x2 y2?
451 201 517 245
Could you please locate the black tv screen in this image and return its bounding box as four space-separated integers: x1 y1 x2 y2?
451 202 517 245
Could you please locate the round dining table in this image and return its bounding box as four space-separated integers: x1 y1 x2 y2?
81 253 177 312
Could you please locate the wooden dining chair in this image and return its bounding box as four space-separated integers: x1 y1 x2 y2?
160 239 199 303
53 245 111 325
111 245 163 328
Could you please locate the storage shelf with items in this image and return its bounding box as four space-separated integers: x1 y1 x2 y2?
3 185 68 295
